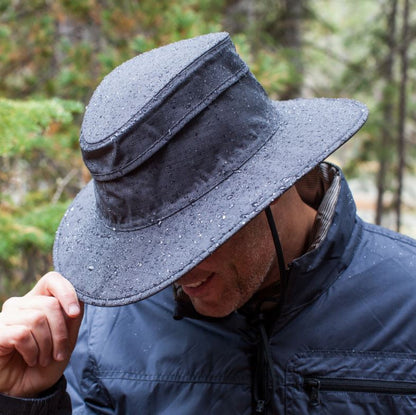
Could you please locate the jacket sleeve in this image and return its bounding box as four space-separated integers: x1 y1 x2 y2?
64 305 114 414
0 377 71 415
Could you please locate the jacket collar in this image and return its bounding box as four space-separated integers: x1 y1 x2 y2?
173 165 362 323
279 167 362 319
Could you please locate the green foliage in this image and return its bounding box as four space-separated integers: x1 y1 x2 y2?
0 97 83 300
0 0 226 101
0 98 83 156
0 202 68 260
0 0 303 102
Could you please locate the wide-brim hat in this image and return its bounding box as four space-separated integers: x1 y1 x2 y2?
53 32 368 306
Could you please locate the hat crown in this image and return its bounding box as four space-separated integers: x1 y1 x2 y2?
82 32 229 146
77 32 279 229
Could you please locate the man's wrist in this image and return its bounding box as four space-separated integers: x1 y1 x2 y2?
1 383 55 399
0 377 70 415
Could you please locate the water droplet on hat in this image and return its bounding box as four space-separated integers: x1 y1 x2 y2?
88 265 95 271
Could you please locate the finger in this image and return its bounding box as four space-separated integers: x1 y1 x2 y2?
2 309 53 367
27 310 53 367
27 272 81 318
1 296 28 313
0 324 39 368
42 297 70 362
66 301 84 353
2 295 70 364
7 296 70 364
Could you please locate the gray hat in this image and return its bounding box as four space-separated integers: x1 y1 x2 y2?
53 32 368 306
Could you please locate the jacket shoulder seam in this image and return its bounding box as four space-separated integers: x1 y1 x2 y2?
361 221 416 247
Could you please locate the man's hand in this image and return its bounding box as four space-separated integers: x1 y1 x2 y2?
0 272 83 398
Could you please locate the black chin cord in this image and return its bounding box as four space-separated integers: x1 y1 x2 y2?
265 206 287 293
250 206 287 414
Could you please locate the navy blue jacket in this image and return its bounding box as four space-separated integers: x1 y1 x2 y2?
2 170 416 414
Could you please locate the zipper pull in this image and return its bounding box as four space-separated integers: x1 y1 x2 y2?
255 399 265 413
304 378 321 407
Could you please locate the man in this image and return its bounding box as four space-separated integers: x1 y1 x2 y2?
1 32 416 414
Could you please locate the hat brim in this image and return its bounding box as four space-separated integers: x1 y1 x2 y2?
53 98 367 306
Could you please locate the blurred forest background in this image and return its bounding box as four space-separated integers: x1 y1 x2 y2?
1 0 416 303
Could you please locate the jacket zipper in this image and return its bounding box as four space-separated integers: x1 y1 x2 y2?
304 377 416 406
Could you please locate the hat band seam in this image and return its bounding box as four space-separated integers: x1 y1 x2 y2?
94 115 283 232
81 35 231 148
90 66 249 181
82 37 248 180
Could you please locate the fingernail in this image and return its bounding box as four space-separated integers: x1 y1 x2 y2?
55 352 66 362
68 304 80 316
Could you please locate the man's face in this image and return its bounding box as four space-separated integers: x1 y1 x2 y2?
176 211 278 317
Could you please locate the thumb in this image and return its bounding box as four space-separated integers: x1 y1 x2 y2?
27 271 81 318
67 302 84 352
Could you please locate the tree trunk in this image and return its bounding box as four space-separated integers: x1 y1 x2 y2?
375 0 397 225
395 0 410 232
280 0 305 98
